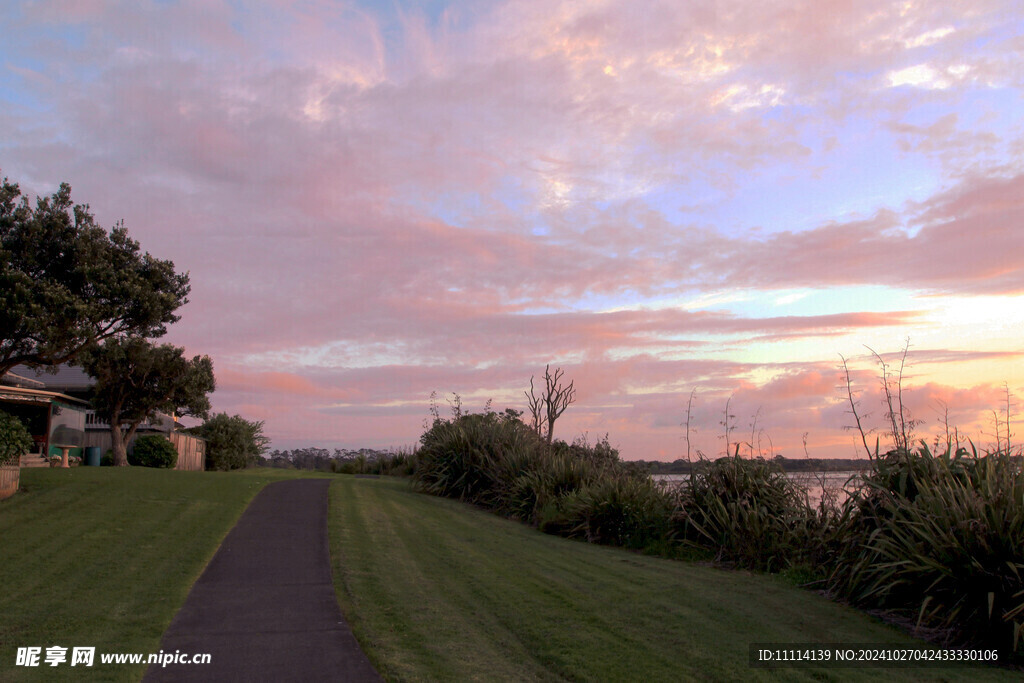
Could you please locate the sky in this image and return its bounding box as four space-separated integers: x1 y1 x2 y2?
2 0 1022 460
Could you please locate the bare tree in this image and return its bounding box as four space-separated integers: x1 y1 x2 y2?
986 384 1015 454
840 353 875 460
866 339 922 454
525 375 546 437
525 365 576 445
932 398 962 453
425 390 440 430
446 392 463 420
682 388 697 464
991 409 1004 453
719 395 736 457
748 406 763 458
1003 382 1014 453
841 340 924 458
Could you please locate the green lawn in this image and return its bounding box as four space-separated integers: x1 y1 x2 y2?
2 468 1016 682
0 466 319 682
329 476 1015 682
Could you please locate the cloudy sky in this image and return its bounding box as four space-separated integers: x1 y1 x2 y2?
2 0 1022 459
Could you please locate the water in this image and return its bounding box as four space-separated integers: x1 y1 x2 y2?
653 471 864 507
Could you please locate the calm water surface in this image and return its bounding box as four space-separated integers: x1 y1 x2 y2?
653 471 863 507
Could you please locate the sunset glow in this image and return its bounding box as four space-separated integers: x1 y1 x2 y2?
2 1 1021 459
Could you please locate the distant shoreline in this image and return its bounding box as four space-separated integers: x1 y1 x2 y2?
639 456 873 475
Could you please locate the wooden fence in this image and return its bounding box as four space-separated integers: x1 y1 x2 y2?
0 463 19 500
169 431 206 471
82 429 207 471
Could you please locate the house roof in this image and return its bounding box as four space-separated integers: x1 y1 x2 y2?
0 371 46 388
3 364 93 393
0 384 89 407
3 365 189 428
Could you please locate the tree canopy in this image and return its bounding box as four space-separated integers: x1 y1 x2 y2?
80 337 215 466
0 177 190 377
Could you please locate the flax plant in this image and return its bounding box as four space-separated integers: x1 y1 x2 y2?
414 411 543 506
830 444 1024 657
674 455 821 572
560 474 675 549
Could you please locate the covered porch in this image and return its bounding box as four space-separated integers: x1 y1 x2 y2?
0 386 89 466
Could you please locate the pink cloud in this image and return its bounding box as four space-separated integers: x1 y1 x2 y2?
692 172 1024 295
3 0 1021 459
196 345 1022 461
216 368 348 400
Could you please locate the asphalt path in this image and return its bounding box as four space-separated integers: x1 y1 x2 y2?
144 479 381 682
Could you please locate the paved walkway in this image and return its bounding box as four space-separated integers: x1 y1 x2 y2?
144 479 381 682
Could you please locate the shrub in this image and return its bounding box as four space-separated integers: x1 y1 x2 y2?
550 434 621 469
334 454 370 475
372 449 418 476
413 407 680 554
0 410 33 465
189 414 268 471
128 435 178 469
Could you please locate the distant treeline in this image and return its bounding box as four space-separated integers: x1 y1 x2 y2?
638 456 873 475
265 448 874 475
262 447 404 473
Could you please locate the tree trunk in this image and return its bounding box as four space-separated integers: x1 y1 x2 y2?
110 420 129 466
107 403 141 467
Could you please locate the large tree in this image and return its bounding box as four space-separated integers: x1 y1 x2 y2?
0 177 190 377
80 337 215 466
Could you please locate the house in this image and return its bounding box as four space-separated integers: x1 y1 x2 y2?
1 365 207 471
0 375 89 464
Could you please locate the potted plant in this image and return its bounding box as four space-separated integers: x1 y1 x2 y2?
1 410 33 500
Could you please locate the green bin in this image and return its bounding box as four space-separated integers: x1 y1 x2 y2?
85 447 101 467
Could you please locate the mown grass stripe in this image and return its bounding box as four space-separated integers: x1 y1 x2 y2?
329 477 1016 682
1 467 325 683
333 479 558 681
